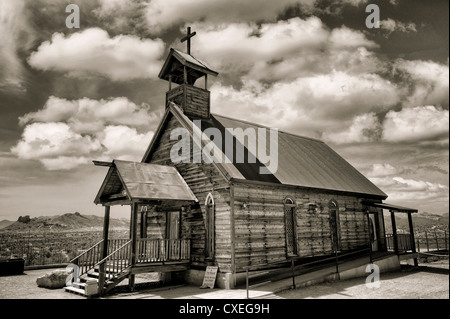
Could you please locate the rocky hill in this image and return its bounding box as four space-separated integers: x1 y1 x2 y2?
1 212 129 233
0 220 14 230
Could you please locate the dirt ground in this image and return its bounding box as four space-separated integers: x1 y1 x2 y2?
0 260 448 299
274 260 449 299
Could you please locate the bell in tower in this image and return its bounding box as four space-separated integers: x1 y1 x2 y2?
158 27 218 119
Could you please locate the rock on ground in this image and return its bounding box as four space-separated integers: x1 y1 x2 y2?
36 269 71 289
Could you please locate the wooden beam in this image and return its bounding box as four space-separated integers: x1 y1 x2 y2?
102 206 110 258
128 203 138 291
93 160 114 167
390 211 399 255
102 199 132 206
407 212 419 267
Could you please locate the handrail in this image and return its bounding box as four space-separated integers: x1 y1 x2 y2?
95 240 132 268
70 239 104 277
244 247 370 299
70 239 104 264
243 247 370 271
96 240 132 295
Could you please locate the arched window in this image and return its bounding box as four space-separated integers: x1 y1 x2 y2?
205 193 215 259
328 200 340 252
284 197 298 256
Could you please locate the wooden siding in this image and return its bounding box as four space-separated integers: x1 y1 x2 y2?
166 84 210 119
146 115 232 272
232 182 371 272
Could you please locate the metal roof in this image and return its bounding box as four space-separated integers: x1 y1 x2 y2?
212 114 388 198
94 160 197 205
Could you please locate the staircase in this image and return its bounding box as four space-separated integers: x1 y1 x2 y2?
64 240 132 297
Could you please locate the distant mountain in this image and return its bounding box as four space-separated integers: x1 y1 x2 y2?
0 220 14 230
1 212 129 232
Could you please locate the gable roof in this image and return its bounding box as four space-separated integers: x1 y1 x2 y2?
212 114 387 198
94 159 197 205
158 49 219 85
142 103 387 199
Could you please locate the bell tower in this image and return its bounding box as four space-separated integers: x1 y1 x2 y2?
158 27 218 119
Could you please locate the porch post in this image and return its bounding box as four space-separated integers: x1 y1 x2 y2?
102 205 110 258
390 210 399 255
407 212 419 267
128 202 138 291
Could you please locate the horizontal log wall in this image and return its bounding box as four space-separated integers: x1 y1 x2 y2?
233 182 371 272
166 84 210 119
147 115 232 272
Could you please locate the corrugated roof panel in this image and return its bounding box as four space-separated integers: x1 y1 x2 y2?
212 114 387 198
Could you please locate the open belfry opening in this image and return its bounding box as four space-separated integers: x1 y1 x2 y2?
159 27 218 119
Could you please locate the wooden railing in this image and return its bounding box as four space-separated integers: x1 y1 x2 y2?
96 240 132 292
137 239 190 263
386 233 413 252
70 239 104 276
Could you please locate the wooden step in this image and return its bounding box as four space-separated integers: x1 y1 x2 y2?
64 286 89 297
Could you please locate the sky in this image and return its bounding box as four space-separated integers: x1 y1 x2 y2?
0 0 448 221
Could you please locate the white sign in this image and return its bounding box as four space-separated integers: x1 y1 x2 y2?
200 266 218 289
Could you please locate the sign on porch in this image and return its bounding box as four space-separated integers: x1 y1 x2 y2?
200 266 218 289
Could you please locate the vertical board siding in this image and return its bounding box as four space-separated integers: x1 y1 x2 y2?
146 115 232 272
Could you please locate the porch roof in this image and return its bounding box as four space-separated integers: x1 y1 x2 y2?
363 201 418 213
94 159 197 205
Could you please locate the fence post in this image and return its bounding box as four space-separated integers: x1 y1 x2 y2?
435 231 439 251
425 231 430 252
445 231 448 251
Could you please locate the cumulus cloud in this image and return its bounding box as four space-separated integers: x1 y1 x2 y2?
371 176 449 202
12 96 156 170
19 96 159 132
382 106 449 143
380 18 417 37
185 18 379 83
211 71 399 138
28 28 165 81
141 0 316 34
394 59 449 108
0 0 35 92
322 113 382 144
367 163 398 177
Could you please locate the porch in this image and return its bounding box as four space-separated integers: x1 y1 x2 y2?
65 159 197 297
364 201 419 266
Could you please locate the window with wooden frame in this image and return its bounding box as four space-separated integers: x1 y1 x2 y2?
284 197 298 256
205 193 215 259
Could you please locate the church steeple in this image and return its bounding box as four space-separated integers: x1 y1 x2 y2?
158 27 218 119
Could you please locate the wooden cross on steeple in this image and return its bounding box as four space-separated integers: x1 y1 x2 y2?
181 26 196 55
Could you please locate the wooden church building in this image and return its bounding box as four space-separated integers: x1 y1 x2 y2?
67 29 418 296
